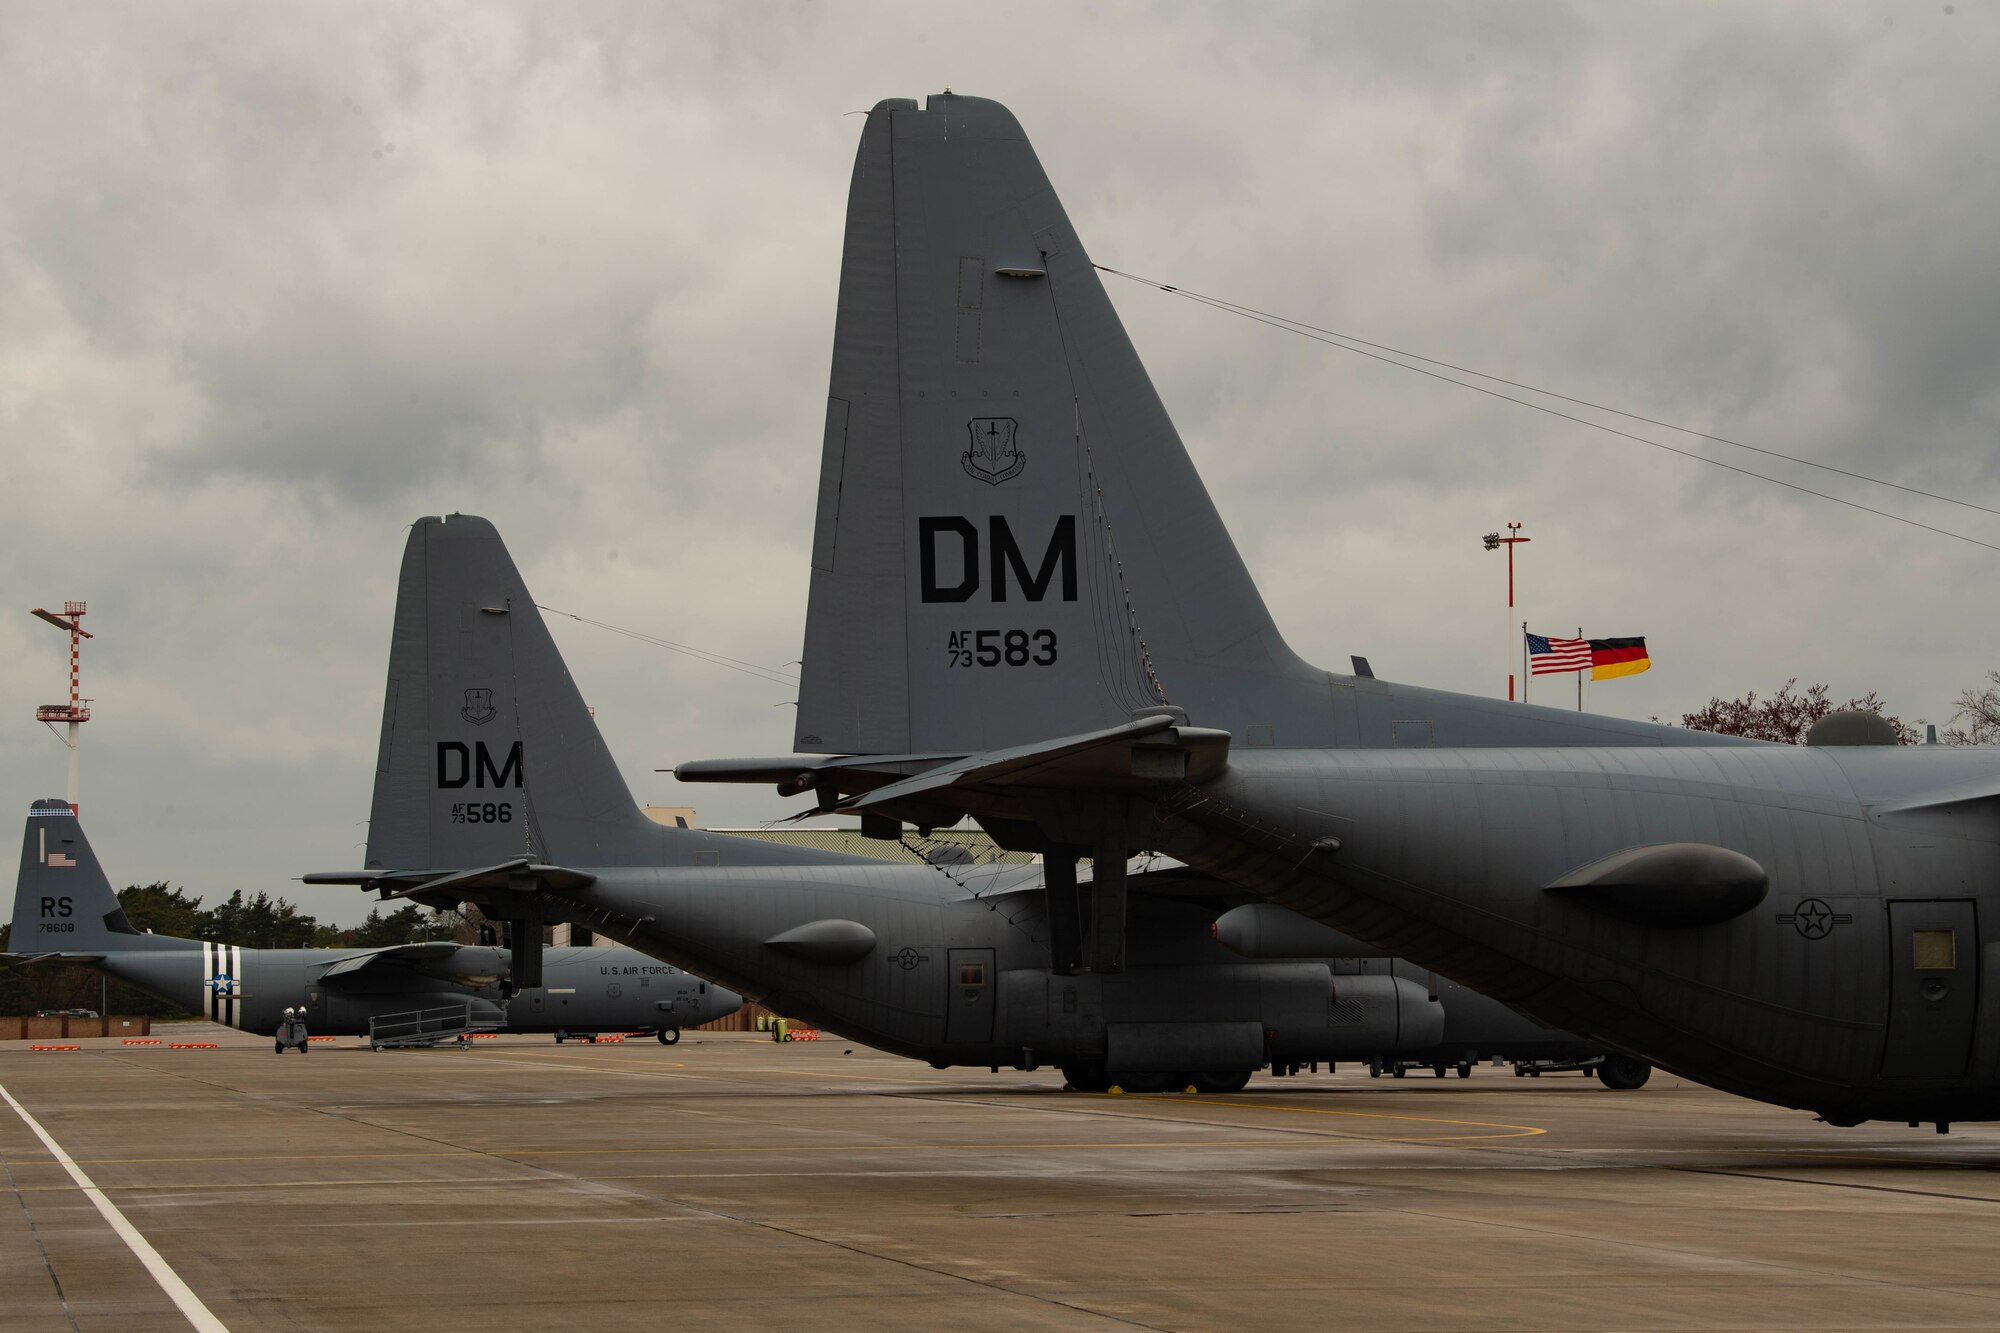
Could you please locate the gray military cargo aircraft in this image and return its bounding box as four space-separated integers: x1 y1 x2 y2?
679 92 2000 1130
306 514 1642 1090
8 802 741 1046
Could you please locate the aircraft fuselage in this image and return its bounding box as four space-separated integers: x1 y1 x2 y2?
1160 742 2000 1123
74 944 732 1039
540 860 1596 1074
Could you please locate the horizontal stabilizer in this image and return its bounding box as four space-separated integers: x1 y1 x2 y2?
1545 843 1768 928
674 752 970 799
1865 778 2000 817
303 857 597 899
844 716 1230 815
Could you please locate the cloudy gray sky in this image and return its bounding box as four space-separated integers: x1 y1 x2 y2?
3 2 1994 925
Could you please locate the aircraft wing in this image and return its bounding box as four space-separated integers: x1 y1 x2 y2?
1 951 107 963
318 941 510 984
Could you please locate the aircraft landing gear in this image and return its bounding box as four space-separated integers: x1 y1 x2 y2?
1189 1070 1252 1094
659 1028 681 1046
1595 1054 1653 1090
1062 1063 1254 1095
1109 1070 1179 1094
1060 1059 1110 1093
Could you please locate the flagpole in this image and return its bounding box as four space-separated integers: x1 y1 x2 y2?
1521 622 1529 703
1577 625 1583 712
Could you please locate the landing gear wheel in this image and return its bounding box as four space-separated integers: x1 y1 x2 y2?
555 1032 567 1043
1455 1063 1471 1079
1189 1070 1253 1094
1595 1054 1653 1090
1432 1064 1447 1079
1059 1060 1110 1093
1391 1065 1406 1078
659 1028 681 1046
1111 1069 1179 1094
274 1040 283 1054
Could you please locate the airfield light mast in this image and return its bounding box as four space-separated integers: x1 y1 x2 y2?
32 601 94 812
1482 524 1529 701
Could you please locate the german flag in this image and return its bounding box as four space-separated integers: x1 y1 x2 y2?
1589 637 1651 681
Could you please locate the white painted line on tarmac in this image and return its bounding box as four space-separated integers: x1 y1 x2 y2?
0 1078 228 1333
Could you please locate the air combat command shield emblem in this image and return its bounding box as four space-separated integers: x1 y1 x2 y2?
461 687 496 726
962 417 1025 486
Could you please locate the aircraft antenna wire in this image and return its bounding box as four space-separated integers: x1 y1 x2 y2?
1097 265 2000 555
536 606 800 688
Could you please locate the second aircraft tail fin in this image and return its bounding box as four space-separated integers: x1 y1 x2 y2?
364 515 670 873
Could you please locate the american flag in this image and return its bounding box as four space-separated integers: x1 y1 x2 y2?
1526 633 1592 675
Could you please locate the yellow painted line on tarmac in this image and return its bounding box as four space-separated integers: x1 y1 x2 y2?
477 1050 949 1085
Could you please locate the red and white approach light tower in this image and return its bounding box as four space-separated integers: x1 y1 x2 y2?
1482 524 1530 702
32 601 93 813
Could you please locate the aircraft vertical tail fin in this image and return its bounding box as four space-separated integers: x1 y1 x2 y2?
9 800 164 955
365 515 668 872
795 92 1324 757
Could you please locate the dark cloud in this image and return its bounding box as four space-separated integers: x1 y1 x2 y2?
1 2 1994 923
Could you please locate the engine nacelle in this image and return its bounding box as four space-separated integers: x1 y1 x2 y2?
1211 903 1385 959
1267 972 1444 1063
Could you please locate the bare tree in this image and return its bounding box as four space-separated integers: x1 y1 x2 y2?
1672 679 1918 745
1943 671 2000 745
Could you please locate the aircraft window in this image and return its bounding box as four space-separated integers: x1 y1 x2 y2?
1912 930 1957 971
960 963 986 986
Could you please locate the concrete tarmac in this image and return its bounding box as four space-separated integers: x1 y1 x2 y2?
4 1026 1999 1332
